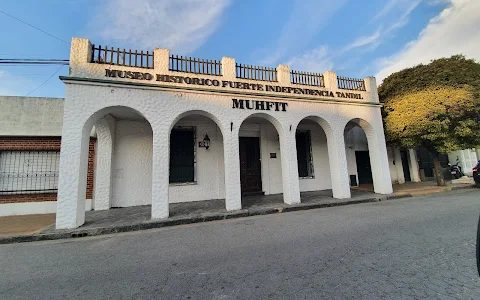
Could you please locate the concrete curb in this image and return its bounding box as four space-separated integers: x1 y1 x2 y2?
1 187 477 245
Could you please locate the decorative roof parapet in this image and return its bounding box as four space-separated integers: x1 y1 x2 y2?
68 38 379 104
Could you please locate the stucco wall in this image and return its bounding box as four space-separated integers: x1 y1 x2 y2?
109 117 335 207
0 96 64 136
111 120 153 207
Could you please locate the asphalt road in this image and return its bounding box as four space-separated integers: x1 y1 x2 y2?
1 190 480 299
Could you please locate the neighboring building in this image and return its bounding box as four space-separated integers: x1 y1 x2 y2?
1 37 396 228
0 96 95 216
448 149 478 176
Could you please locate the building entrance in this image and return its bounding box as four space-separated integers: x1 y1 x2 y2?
239 137 262 196
355 151 373 184
400 150 411 182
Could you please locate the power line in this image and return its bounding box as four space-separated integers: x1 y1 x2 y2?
25 65 65 96
0 59 69 65
0 10 70 45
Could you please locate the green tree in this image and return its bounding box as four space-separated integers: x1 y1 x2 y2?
379 55 480 186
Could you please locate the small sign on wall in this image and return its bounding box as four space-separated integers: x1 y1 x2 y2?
270 153 277 158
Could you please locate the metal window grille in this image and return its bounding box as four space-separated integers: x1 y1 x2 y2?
235 63 277 81
169 127 197 183
337 76 366 91
0 151 60 195
91 44 154 69
290 70 325 87
295 130 314 178
169 55 222 76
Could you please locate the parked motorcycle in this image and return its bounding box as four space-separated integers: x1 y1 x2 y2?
448 162 464 179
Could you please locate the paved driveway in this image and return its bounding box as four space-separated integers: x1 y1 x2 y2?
1 190 479 299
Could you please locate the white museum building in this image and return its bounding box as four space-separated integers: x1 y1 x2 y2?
1 37 397 229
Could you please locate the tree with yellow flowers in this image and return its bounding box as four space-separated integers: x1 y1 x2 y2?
379 55 480 186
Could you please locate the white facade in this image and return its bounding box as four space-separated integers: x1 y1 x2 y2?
49 38 394 229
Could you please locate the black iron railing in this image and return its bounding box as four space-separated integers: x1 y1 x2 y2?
236 63 277 81
291 70 324 87
169 55 222 75
337 76 366 91
91 45 154 69
0 151 60 195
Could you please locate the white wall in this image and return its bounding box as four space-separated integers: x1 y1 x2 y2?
387 147 399 183
110 117 226 206
0 96 64 136
0 199 92 217
168 118 225 203
110 118 337 207
111 120 153 207
297 122 332 192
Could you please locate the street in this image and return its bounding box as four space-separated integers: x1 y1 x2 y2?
1 190 480 299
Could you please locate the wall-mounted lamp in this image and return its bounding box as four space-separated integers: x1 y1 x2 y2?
199 133 211 149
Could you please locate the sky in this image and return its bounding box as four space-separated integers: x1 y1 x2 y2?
0 0 479 98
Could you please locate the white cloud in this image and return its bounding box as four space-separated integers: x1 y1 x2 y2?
257 0 349 66
343 30 382 52
282 0 420 74
92 0 231 54
376 0 480 82
372 0 399 22
287 46 333 73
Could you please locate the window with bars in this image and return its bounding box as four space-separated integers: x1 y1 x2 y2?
0 151 60 194
169 128 196 183
296 131 314 178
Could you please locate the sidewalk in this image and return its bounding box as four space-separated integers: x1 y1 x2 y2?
353 181 476 195
0 183 477 244
0 214 55 237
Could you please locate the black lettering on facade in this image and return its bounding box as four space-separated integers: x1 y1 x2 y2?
266 102 274 110
105 69 117 77
232 99 244 109
255 101 265 110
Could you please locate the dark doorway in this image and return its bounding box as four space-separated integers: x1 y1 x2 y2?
355 151 373 184
400 150 411 182
239 137 263 196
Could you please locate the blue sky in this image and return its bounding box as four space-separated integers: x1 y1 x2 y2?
1 0 479 98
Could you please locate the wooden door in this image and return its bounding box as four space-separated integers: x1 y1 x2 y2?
355 151 373 184
239 137 262 195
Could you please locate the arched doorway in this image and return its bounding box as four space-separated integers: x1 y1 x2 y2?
238 113 297 206
168 111 225 204
344 118 392 194
295 117 332 192
57 105 154 229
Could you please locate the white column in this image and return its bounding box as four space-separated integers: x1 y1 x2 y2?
279 128 301 204
93 115 115 210
327 128 351 199
394 148 405 184
408 149 421 182
224 126 242 210
364 76 379 103
56 124 89 229
151 129 170 219
365 121 393 194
